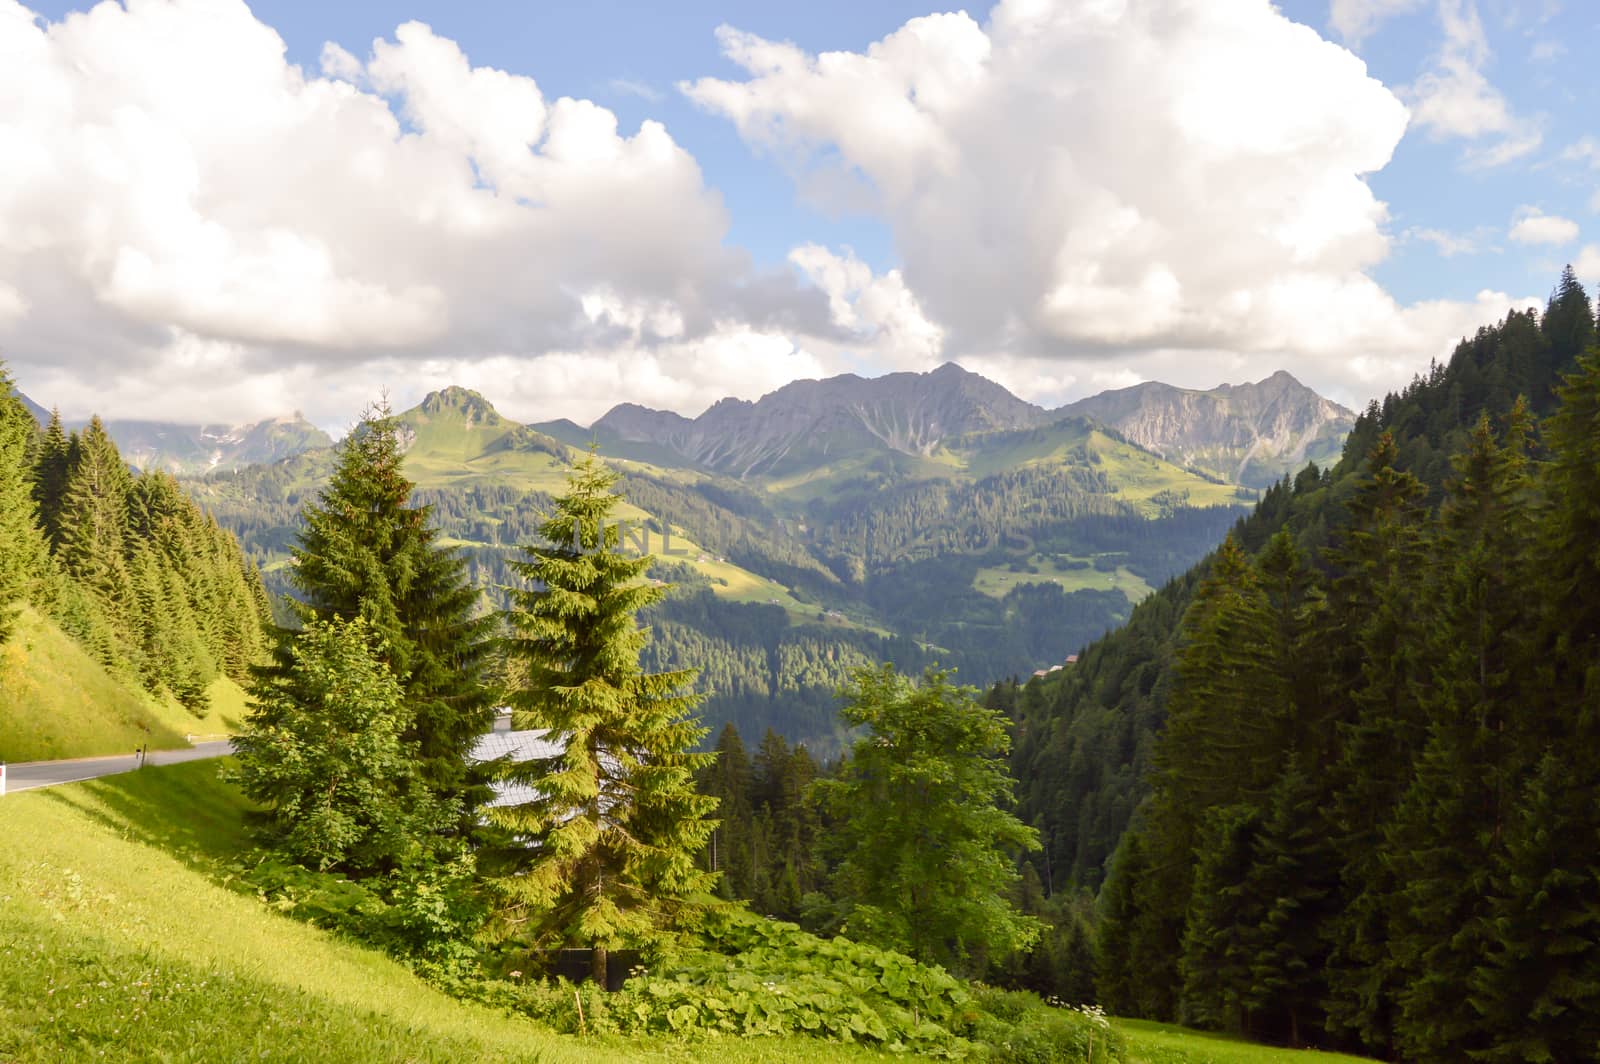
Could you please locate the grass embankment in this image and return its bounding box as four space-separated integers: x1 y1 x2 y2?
0 763 873 1063
0 608 247 762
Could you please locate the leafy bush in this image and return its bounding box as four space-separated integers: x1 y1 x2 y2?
446 906 1122 1060
226 852 484 966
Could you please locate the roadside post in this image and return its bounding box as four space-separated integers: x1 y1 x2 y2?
1 760 7 797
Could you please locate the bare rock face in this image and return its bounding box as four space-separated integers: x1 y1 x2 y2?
1054 370 1355 487
16 391 48 426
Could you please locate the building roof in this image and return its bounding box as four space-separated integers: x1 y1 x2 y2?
471 728 564 808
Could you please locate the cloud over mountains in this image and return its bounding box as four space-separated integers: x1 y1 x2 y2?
0 0 1540 428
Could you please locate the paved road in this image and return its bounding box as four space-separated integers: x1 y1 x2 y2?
2 741 234 794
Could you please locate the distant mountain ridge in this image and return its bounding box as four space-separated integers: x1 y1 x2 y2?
1055 370 1355 488
587 363 1046 478
17 391 47 426
81 414 332 475
570 363 1352 489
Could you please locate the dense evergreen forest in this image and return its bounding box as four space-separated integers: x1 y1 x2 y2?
0 367 271 708
993 268 1598 1059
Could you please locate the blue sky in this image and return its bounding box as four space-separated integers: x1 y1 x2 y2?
3 0 1597 427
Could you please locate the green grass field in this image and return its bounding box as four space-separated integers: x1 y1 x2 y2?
0 608 249 762
972 554 1156 604
946 423 1244 515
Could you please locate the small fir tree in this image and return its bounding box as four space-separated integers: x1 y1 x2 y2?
234 616 448 873
271 401 496 826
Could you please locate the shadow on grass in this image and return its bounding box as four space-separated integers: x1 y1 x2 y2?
38 758 267 876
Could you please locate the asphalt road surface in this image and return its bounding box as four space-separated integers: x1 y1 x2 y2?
2 741 234 794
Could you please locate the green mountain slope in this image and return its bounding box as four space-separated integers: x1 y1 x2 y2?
0 607 245 761
185 375 1262 752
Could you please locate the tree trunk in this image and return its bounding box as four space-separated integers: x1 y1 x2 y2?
591 943 608 991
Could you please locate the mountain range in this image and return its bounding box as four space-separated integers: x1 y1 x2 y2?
91 415 333 475
13 394 332 475
23 363 1351 489
539 363 1352 490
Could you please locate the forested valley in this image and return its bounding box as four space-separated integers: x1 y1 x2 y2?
178 382 1249 755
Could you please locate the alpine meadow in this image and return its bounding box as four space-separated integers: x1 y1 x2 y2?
3 1 1599 1062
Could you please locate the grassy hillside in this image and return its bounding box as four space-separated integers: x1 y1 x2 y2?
0 762 885 1063
0 608 247 762
0 761 1370 1063
943 422 1249 515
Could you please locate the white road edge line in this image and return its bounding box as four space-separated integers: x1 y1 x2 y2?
10 774 105 792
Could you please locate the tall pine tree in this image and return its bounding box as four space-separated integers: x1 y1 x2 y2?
1386 404 1538 1062
1321 430 1430 1054
272 401 496 826
488 451 716 985
31 408 70 552
1472 345 1600 1061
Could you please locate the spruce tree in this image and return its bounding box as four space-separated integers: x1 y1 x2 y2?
1096 822 1181 1018
1130 534 1284 1020
1470 349 1600 1060
699 722 754 899
1178 804 1263 1033
0 365 48 643
273 401 496 825
55 416 135 657
488 451 716 984
1386 405 1538 1062
1321 430 1430 1054
1245 756 1338 1049
1540 265 1596 381
32 408 70 552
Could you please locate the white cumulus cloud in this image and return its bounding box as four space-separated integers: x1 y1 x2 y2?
1575 246 1600 283
684 0 1533 405
1509 207 1579 245
0 0 833 427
